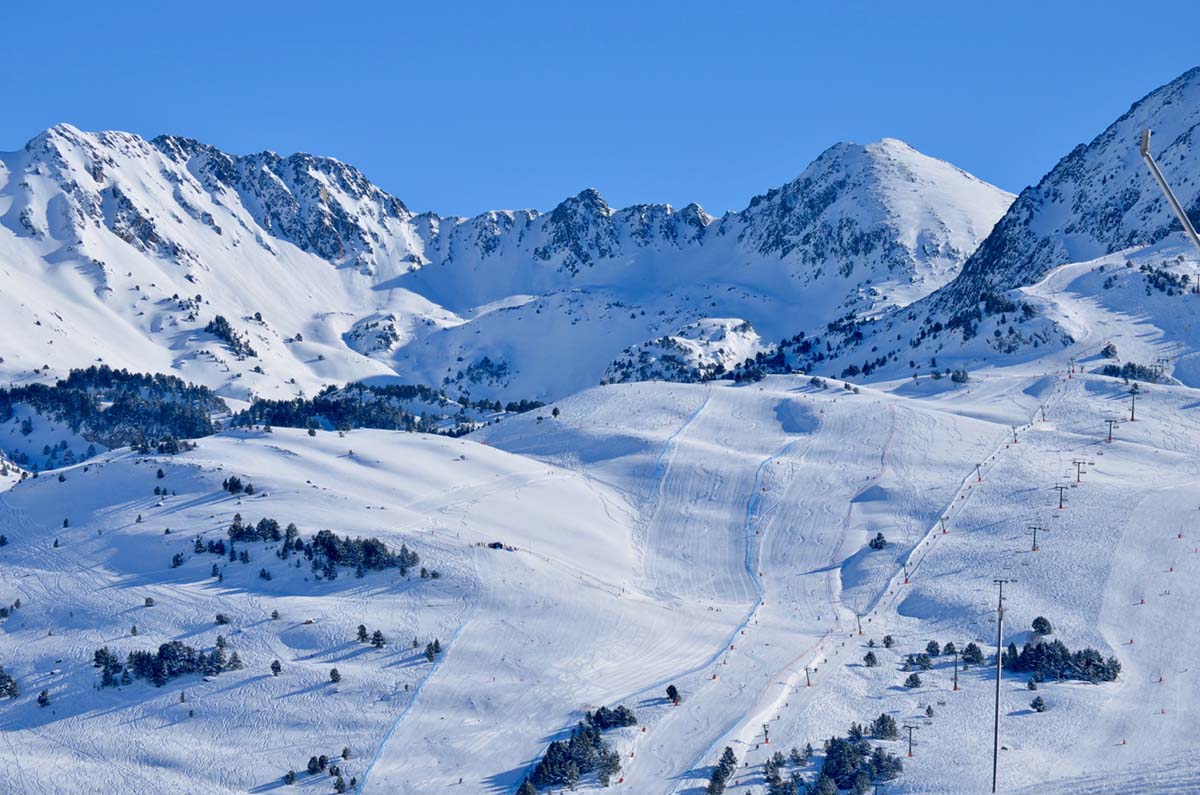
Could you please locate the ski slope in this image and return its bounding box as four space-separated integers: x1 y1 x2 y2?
5 235 1200 794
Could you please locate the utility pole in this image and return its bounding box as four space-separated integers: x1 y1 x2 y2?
1141 129 1200 258
992 579 1015 794
1011 426 1018 444
1105 418 1119 443
902 724 918 758
1051 484 1069 510
1129 388 1137 422
854 610 863 636
976 463 983 482
952 648 960 691
762 722 770 744
1027 523 1043 552
804 666 813 687
903 563 911 584
1039 404 1046 422
1070 459 1093 483
939 515 949 535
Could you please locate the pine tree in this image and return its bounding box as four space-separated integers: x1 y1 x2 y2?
1032 616 1053 635
37 689 50 707
943 641 956 655
904 673 922 688
283 770 296 785
357 624 369 643
962 642 984 665
870 713 898 740
371 629 386 648
307 756 321 775
882 635 894 648
812 774 838 795
329 668 341 683
341 747 351 760
863 650 878 667
1031 696 1046 712
666 684 681 705
926 640 941 656
271 660 282 676
517 779 537 795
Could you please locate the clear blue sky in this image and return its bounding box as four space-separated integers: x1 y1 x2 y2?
4 0 1197 217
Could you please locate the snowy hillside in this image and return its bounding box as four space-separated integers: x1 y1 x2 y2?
0 126 1010 402
603 318 769 384
7 343 1200 793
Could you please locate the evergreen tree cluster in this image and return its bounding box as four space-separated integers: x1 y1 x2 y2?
869 713 898 740
586 705 637 730
304 529 420 576
94 637 243 688
356 624 387 648
0 664 19 698
705 746 738 794
230 382 543 437
221 476 254 495
226 514 282 543
0 365 224 461
185 515 431 582
0 597 24 621
904 652 933 671
819 725 904 791
204 315 258 358
762 749 809 795
1098 361 1161 383
1002 639 1120 683
528 716 625 790
1139 262 1190 295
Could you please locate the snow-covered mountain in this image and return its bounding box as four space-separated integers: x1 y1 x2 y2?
753 67 1200 384
0 126 1010 402
942 66 1200 306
